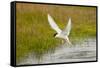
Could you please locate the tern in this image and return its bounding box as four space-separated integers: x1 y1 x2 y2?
48 14 72 45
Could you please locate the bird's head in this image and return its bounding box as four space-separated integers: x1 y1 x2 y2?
53 33 58 38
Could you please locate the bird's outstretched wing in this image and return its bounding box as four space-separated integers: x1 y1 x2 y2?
48 14 62 34
62 18 71 36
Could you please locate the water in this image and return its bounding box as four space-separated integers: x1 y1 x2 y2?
18 38 96 65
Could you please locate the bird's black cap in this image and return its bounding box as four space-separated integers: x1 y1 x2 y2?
53 33 57 37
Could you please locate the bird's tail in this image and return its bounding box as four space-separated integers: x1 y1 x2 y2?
66 37 72 45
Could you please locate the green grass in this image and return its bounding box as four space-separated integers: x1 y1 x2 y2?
16 3 96 63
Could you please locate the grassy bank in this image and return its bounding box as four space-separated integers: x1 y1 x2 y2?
16 3 96 63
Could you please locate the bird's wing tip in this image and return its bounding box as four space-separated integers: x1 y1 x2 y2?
48 14 50 17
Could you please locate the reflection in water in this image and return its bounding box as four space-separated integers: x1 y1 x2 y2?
18 38 96 65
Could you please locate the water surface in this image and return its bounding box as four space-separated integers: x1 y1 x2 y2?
18 38 96 65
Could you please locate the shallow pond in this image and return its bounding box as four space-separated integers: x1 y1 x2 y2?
18 38 96 65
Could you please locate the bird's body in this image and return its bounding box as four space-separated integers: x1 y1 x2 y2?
55 33 67 39
55 33 72 45
48 14 72 45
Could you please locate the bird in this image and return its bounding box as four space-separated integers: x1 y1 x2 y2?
47 14 72 45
